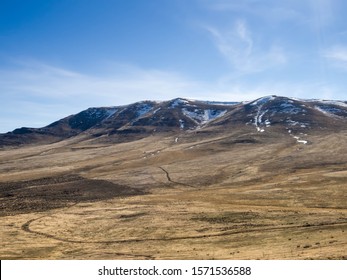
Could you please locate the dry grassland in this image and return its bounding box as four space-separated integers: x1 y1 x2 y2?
0 130 346 259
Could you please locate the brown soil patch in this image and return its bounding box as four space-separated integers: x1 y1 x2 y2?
0 175 144 216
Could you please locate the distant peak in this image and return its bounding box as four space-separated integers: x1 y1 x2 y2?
249 95 278 106
169 98 190 108
198 100 240 106
171 97 190 102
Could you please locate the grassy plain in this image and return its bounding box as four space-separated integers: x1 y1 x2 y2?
0 129 346 259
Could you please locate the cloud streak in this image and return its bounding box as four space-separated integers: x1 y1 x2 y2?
0 59 206 132
202 20 286 76
0 60 197 102
202 0 336 26
324 45 347 69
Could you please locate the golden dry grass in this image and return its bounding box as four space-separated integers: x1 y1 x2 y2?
0 129 346 259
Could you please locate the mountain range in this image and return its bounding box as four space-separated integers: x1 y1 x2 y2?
1 95 347 146
1 95 347 260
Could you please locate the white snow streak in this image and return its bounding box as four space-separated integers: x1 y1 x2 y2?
179 119 185 129
170 98 189 108
136 104 153 118
287 129 308 145
254 104 267 133
182 109 227 125
314 106 343 118
105 108 118 118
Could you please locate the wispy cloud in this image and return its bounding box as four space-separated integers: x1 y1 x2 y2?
323 45 347 69
202 20 286 76
202 0 336 25
200 0 343 46
308 0 335 27
0 59 201 103
201 0 304 22
0 59 206 132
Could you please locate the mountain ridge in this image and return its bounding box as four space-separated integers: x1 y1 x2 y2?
1 95 347 147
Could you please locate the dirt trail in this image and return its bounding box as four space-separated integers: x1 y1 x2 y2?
159 166 197 188
21 213 347 245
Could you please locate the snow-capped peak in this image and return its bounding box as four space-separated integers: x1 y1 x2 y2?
169 98 190 108
249 95 277 106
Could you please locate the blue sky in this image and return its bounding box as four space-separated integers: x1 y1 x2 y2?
1 0 347 132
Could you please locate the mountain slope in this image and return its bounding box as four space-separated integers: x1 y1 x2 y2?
1 96 347 147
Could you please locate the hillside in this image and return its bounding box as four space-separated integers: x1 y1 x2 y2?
0 95 346 260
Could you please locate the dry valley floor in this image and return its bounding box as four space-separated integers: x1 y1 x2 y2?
1 129 346 259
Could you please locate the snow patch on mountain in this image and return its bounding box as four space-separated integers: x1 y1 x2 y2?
287 128 308 144
315 105 344 118
135 103 154 118
253 103 268 133
319 100 347 108
179 119 185 129
279 102 305 114
249 95 276 106
293 136 308 144
152 108 161 114
291 98 347 108
83 108 119 121
182 108 227 125
170 98 189 108
199 101 239 106
105 108 118 119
